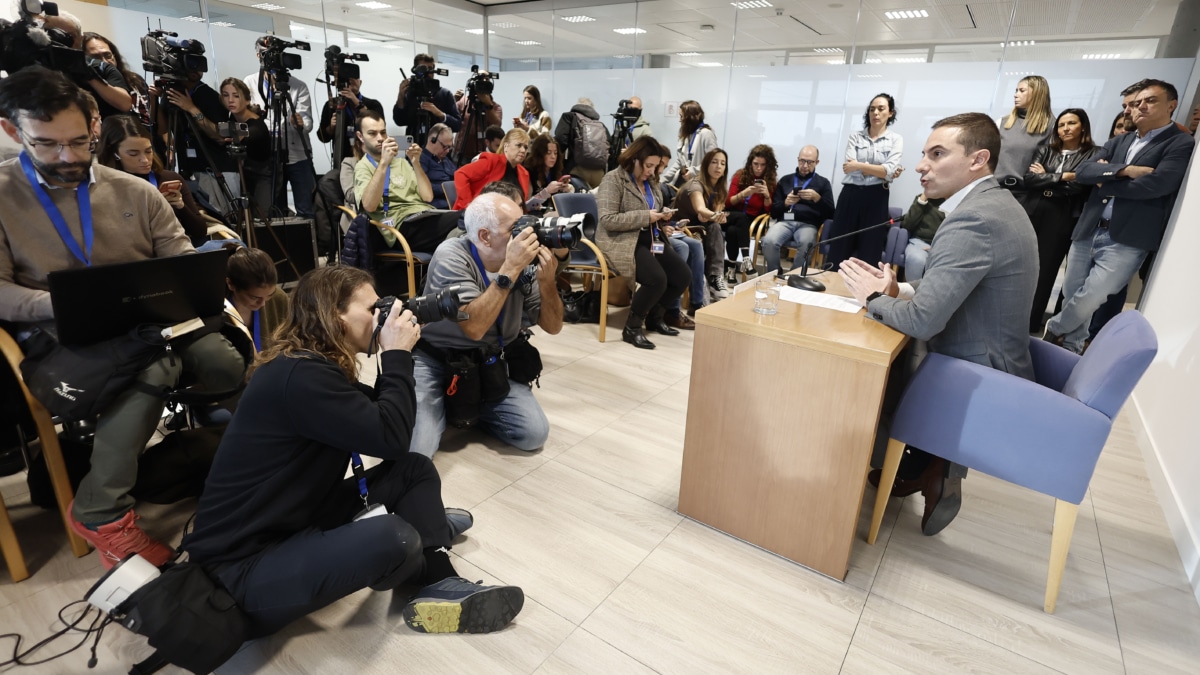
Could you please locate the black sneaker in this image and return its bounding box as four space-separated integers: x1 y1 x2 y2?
402 577 524 634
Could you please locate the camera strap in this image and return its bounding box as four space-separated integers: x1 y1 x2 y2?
20 152 94 267
468 242 506 350
365 154 391 216
350 451 371 507
148 173 159 188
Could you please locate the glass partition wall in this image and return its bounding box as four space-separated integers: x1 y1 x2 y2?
20 0 1196 205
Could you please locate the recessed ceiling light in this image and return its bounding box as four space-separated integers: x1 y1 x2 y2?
251 2 284 10
884 9 929 19
677 51 701 56
515 40 541 46
210 21 235 27
731 0 773 8
826 59 845 64
348 37 375 43
864 58 882 63
182 15 205 22
519 59 539 63
813 47 843 53
1003 40 1036 46
465 28 495 35
748 74 767 78
383 44 404 49
697 61 724 67
613 54 633 58
491 22 518 29
1083 53 1121 59
893 57 925 63
356 1 391 9
614 28 647 35
856 73 882 78
561 15 596 23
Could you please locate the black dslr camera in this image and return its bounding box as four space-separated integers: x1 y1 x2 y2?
374 286 468 327
323 45 368 89
513 213 593 250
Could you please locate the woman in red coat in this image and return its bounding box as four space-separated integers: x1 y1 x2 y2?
453 128 532 209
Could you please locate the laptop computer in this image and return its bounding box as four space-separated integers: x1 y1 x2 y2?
48 250 231 346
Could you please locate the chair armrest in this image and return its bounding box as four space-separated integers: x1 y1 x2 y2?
1029 338 1079 392
891 354 1112 503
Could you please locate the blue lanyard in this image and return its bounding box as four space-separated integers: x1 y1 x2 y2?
147 172 158 188
349 451 369 505
366 154 391 215
687 127 700 158
524 112 535 125
20 152 93 267
468 242 506 350
251 310 262 351
630 173 654 209
791 174 813 210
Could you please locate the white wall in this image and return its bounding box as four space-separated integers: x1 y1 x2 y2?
1132 131 1200 604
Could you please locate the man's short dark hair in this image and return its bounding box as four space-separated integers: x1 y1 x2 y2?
1120 79 1154 97
414 53 434 68
355 109 387 133
484 125 505 143
0 65 92 126
1137 78 1178 102
480 180 524 206
932 113 1001 172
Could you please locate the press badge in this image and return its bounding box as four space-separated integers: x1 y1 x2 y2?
381 217 395 228
651 241 665 254
186 148 197 158
784 212 795 221
353 503 389 522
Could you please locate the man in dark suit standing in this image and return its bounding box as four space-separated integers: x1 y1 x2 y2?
1044 79 1195 353
839 113 1038 535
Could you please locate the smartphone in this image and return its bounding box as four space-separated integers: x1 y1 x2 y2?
661 207 678 216
404 134 414 145
158 180 183 193
559 175 571 184
754 179 765 185
791 187 801 195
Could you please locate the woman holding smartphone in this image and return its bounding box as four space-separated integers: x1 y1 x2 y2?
660 100 718 187
522 134 575 214
724 144 778 274
513 85 552 139
672 148 730 302
97 115 208 245
220 77 273 218
596 137 691 349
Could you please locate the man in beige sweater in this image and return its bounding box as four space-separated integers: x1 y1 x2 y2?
0 66 244 569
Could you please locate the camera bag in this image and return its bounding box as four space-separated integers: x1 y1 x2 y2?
504 332 543 387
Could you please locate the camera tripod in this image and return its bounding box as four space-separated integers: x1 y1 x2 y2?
160 88 242 228
609 116 634 170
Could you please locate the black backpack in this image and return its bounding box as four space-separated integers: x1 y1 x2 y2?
572 113 610 170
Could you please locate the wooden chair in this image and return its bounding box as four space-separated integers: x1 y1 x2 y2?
335 205 431 299
0 329 92 582
751 217 828 274
552 193 613 342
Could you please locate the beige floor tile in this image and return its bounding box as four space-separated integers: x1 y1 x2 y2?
871 508 1123 674
841 595 1061 675
1107 566 1200 675
582 519 866 675
1093 499 1191 589
433 435 550 510
533 628 659 675
846 483 904 591
454 460 682 624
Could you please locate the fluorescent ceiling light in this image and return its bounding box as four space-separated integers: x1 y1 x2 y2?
348 37 375 43
677 51 701 56
697 62 724 67
1083 53 1121 59
613 54 633 58
884 9 929 19
560 16 596 23
1002 40 1036 46
519 59 538 63
383 44 404 49
182 15 205 22
893 57 925 63
515 40 541 46
251 3 284 10
210 21 235 27
1005 71 1034 75
856 74 882 78
491 22 518 29
614 28 646 35
465 29 495 35
356 2 392 9
731 0 773 8
826 59 845 64
748 74 767 78
864 58 882 63
813 47 843 53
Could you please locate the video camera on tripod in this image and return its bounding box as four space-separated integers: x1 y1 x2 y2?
608 99 641 169
465 64 498 103
141 29 207 88
0 0 102 85
323 44 368 89
403 61 450 104
257 34 309 73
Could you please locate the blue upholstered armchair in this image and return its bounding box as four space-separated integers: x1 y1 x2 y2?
866 310 1158 612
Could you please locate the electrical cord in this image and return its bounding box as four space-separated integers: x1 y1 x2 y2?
0 599 111 668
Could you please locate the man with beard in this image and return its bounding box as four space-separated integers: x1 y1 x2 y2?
762 145 835 274
0 66 245 569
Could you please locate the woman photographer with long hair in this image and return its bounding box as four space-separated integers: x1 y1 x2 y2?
183 266 523 639
660 100 718 187
97 115 207 245
513 85 552 139
219 77 274 218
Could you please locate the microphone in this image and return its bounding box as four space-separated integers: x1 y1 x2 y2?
783 218 897 292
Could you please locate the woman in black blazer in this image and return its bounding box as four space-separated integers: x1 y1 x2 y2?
1023 108 1101 333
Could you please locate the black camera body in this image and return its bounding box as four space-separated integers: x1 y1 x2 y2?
217 121 249 142
324 45 368 90
374 286 468 327
465 64 497 100
513 213 592 250
141 30 207 83
0 0 94 83
258 35 309 73
407 63 449 103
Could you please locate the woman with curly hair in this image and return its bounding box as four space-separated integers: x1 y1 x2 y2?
722 144 778 277
522 134 575 213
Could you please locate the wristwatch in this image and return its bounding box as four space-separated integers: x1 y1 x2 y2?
866 291 885 304
495 274 513 290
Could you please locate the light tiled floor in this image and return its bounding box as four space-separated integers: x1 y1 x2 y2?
3 317 1200 674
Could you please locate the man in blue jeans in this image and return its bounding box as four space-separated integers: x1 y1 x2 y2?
410 193 564 457
1044 79 1194 353
764 146 835 274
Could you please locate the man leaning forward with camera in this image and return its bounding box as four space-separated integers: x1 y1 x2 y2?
409 193 563 458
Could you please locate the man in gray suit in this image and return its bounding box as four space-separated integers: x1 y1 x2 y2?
839 112 1038 535
1044 79 1195 353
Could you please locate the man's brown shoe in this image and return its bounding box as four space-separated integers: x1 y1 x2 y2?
666 313 696 330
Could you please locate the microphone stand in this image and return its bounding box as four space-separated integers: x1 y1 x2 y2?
783 217 897 292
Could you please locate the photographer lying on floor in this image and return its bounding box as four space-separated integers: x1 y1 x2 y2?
182 265 523 636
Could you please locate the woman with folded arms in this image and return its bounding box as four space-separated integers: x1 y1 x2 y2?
995 75 1054 204
97 115 207 245
1023 108 1099 333
596 137 691 350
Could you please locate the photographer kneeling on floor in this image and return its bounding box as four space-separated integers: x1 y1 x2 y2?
182 266 524 637
410 192 564 458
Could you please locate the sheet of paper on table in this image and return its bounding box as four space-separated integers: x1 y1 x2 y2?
777 286 863 314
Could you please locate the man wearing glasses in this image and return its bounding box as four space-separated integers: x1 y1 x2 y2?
1043 79 1195 353
420 123 458 209
762 145 836 275
0 66 245 569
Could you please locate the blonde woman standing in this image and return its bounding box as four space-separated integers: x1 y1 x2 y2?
995 75 1054 202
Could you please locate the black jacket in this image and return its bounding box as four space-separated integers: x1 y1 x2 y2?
769 171 835 224
317 94 384 144
553 104 602 170
183 350 417 564
393 83 461 141
1023 145 1101 199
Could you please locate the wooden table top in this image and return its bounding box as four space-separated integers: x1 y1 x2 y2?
694 271 909 366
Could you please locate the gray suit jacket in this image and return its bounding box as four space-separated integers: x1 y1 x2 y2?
868 177 1038 380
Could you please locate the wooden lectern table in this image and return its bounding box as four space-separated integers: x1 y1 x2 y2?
678 273 908 580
